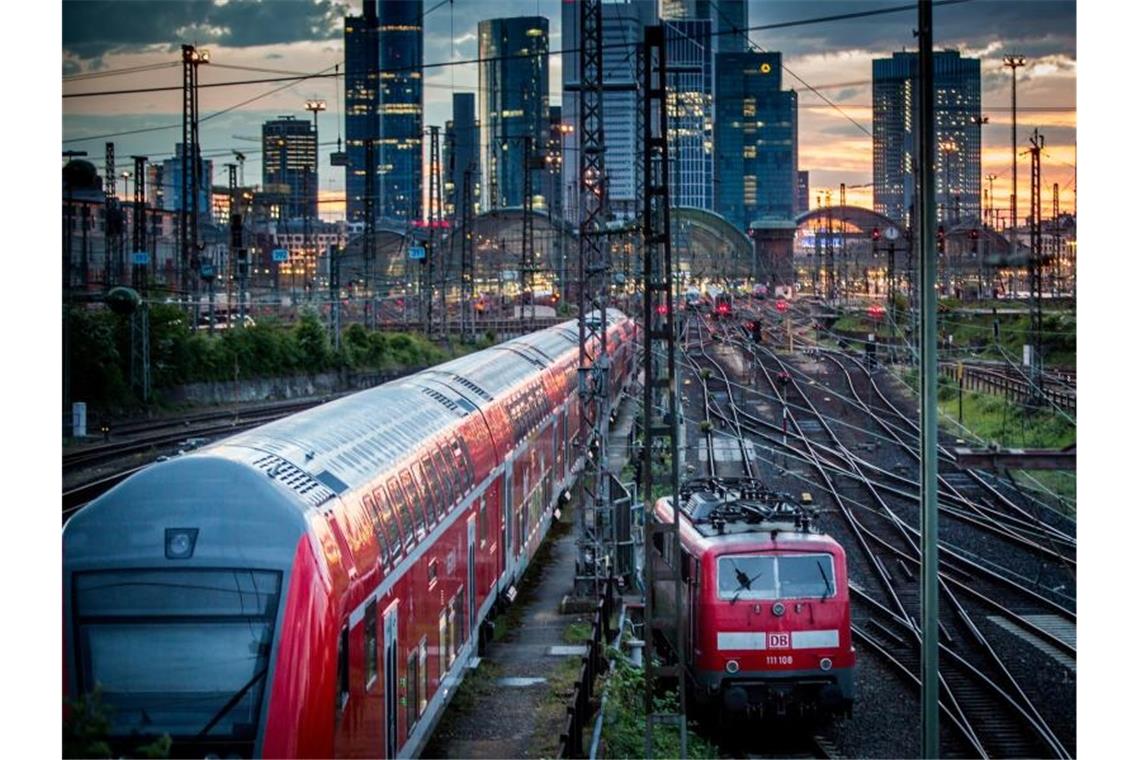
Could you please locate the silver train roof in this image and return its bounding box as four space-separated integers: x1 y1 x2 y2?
194 311 626 500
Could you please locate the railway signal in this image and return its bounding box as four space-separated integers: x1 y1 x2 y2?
776 299 788 313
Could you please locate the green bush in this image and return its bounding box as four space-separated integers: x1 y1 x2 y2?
66 302 462 413
601 659 718 759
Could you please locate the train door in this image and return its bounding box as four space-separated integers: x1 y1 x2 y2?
383 602 399 759
467 515 477 636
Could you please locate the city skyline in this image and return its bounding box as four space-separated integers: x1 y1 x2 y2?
62 0 1077 221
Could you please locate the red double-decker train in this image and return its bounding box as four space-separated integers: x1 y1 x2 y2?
650 478 855 720
63 312 635 758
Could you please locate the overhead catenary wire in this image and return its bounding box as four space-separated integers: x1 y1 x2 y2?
64 0 979 101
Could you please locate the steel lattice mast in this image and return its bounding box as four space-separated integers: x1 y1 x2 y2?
1029 129 1044 404
575 0 614 596
641 24 687 757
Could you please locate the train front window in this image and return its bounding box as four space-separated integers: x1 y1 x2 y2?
778 554 837 599
717 554 836 601
717 556 777 600
73 569 281 746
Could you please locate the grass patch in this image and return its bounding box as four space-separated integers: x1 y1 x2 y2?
444 660 503 715
894 368 1076 510
532 656 588 758
563 621 593 645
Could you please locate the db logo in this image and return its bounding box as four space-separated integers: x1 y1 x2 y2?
767 632 791 649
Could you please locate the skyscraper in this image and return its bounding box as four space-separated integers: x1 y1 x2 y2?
873 50 981 226
478 16 550 210
797 170 810 215
561 0 656 222
665 18 714 210
660 0 747 52
344 0 379 223
714 51 798 229
377 0 423 222
262 116 317 220
158 143 213 220
445 92 478 219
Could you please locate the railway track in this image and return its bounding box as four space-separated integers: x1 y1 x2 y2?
679 310 1074 757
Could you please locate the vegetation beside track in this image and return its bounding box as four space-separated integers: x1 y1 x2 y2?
831 298 1075 367
598 658 718 759
896 368 1076 511
66 303 495 415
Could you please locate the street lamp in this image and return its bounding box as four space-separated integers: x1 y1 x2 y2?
970 115 989 224
1003 54 1027 240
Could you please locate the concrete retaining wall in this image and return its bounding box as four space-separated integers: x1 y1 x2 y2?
159 367 424 406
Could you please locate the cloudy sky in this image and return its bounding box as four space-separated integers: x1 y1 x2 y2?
61 0 1076 218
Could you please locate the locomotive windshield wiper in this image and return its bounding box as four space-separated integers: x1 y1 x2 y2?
195 667 268 739
817 560 833 601
729 561 765 605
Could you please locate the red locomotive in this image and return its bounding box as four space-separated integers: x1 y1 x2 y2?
63 312 635 758
650 478 854 720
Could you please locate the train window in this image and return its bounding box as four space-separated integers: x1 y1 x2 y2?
412 460 438 525
427 559 438 588
680 548 692 583
456 438 475 490
401 469 428 535
716 555 778 600
373 488 401 558
386 478 414 548
451 439 474 494
420 457 445 522
438 610 449 677
337 624 349 716
431 447 453 509
73 569 282 741
455 587 466 647
777 554 837 599
406 650 418 730
365 601 378 689
478 497 488 548
362 494 389 564
447 599 457 668
417 638 428 716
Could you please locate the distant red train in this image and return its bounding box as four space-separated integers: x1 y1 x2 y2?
63 312 635 758
650 478 854 720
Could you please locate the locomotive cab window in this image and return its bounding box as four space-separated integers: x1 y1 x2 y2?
72 568 281 744
716 553 836 601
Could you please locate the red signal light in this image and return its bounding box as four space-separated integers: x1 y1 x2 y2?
867 303 886 319
656 304 668 315
871 227 881 241
776 300 788 313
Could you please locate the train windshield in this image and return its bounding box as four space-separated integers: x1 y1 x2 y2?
717 553 836 600
72 569 281 748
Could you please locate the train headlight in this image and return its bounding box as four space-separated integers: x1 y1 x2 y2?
819 657 833 672
772 602 785 617
165 528 199 560
725 659 740 674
